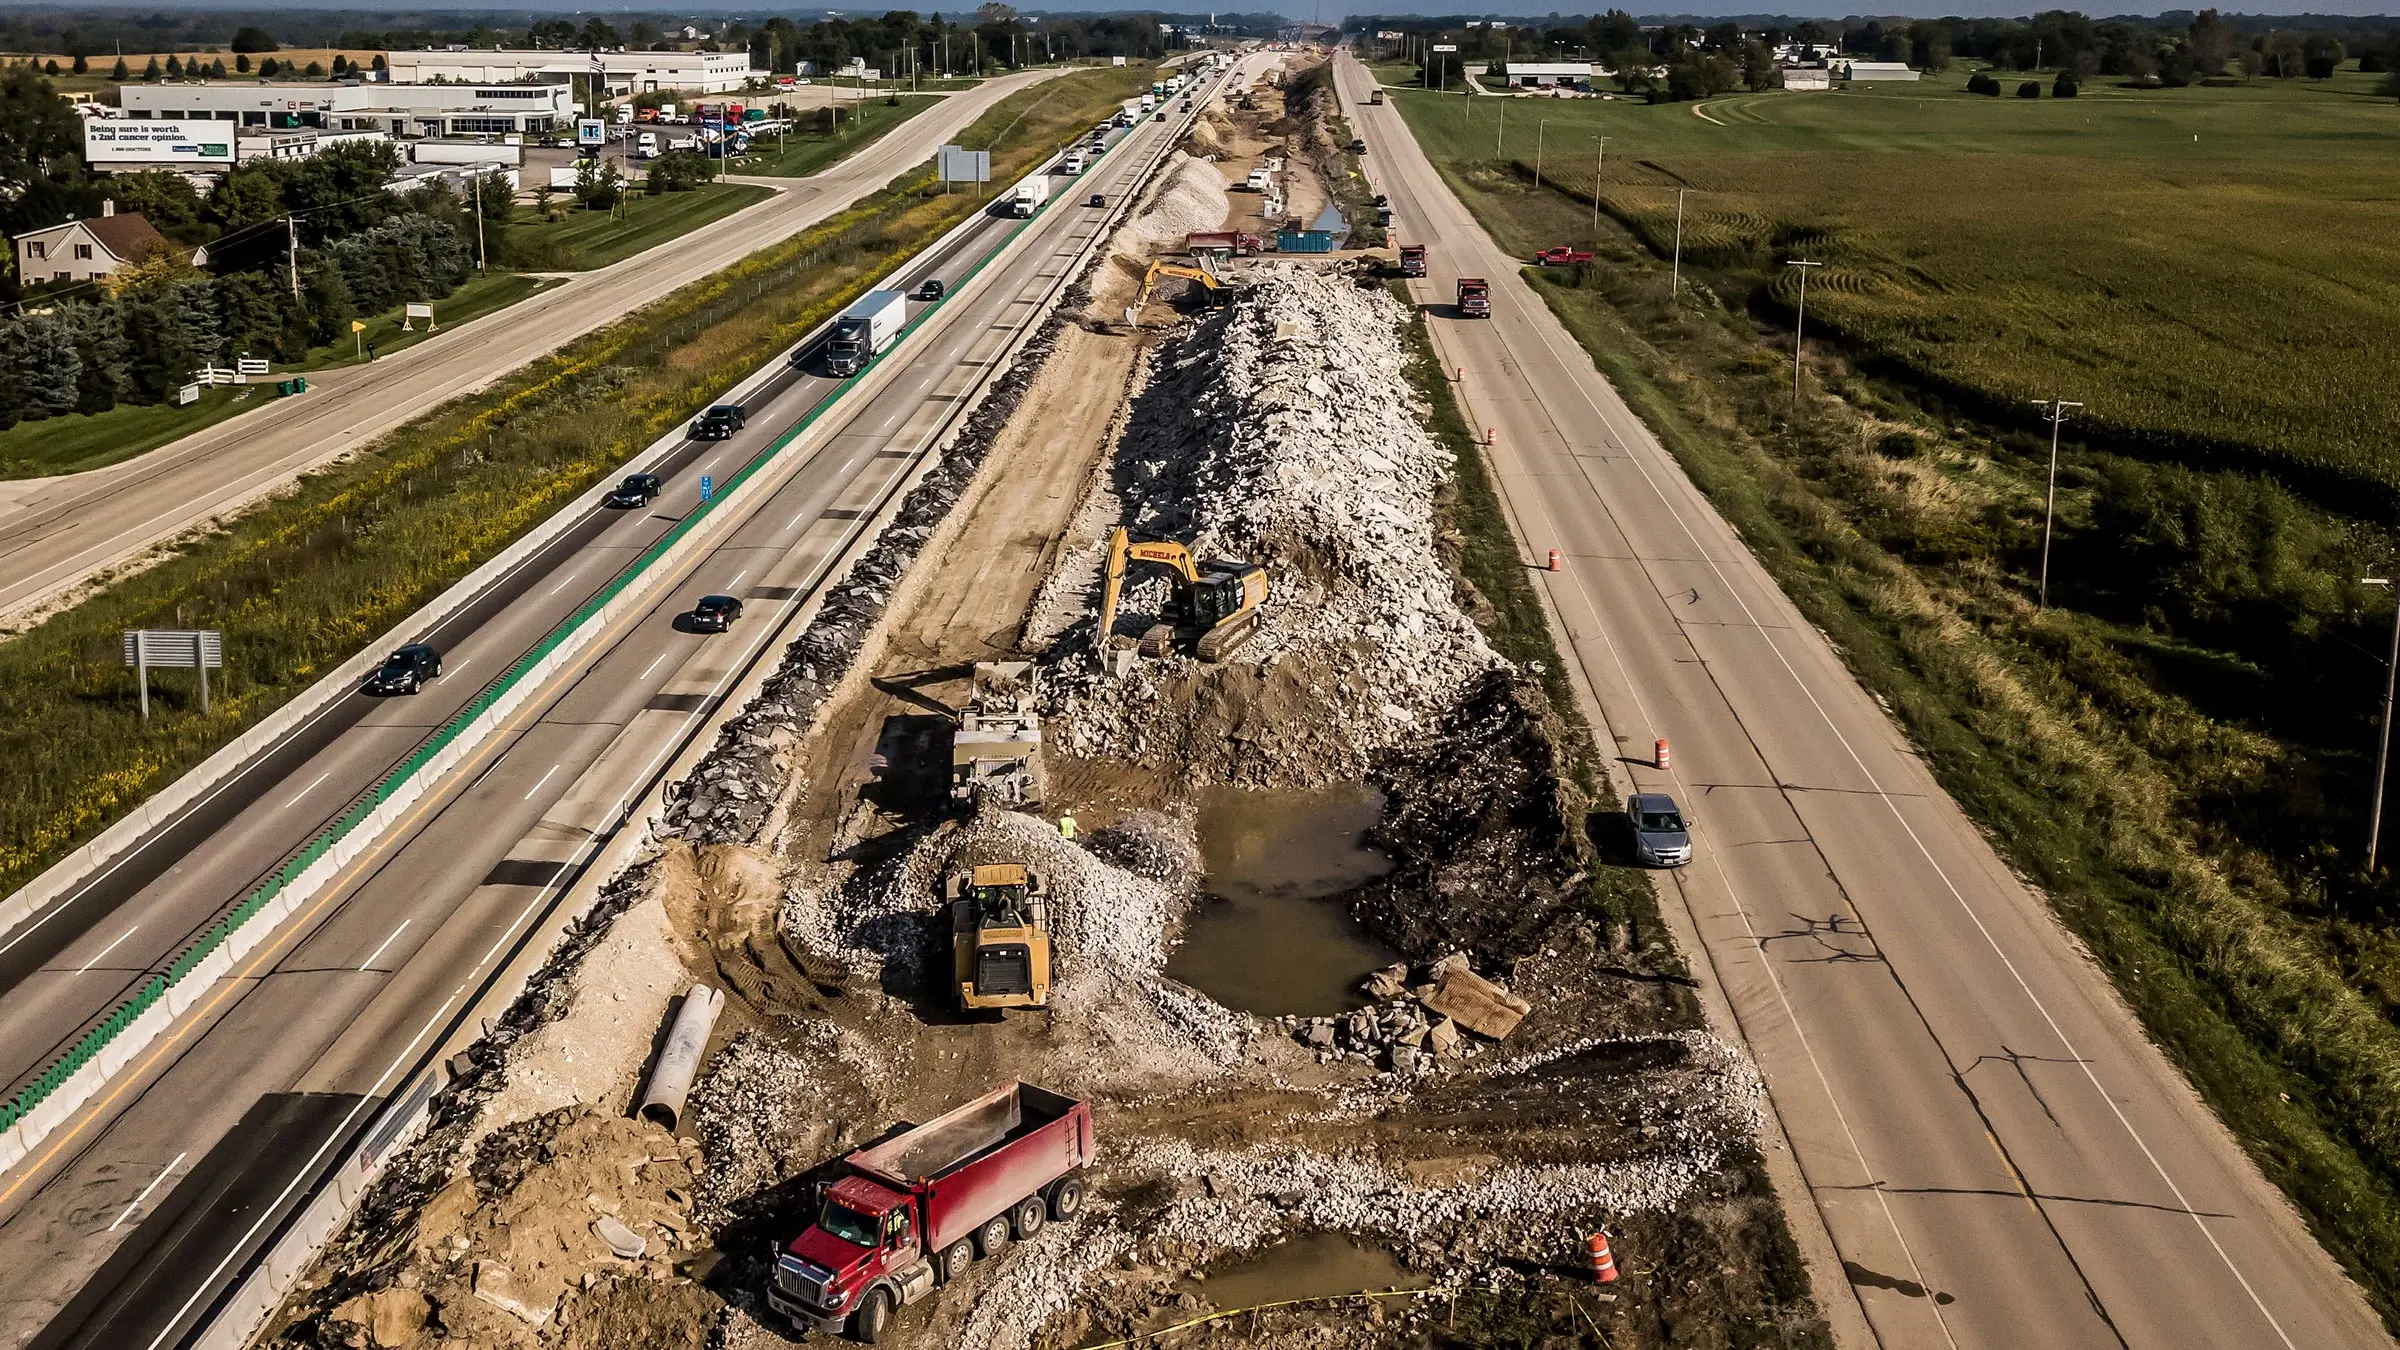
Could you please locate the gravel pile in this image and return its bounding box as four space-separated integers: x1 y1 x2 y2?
1042 264 1500 785
1112 151 1233 262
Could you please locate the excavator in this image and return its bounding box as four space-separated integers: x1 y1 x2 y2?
1136 257 1237 309
947 863 1052 1013
1096 526 1270 662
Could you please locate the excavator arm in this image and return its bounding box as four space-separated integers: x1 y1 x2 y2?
1098 527 1203 650
1136 259 1227 308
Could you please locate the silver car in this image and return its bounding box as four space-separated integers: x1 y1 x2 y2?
1627 793 1693 867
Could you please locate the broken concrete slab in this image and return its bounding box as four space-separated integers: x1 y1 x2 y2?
1418 964 1531 1041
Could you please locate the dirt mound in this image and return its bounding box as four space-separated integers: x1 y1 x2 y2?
1112 151 1234 262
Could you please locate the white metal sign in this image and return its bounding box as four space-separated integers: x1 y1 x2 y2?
937 144 991 184
577 118 607 148
403 302 435 331
82 119 234 166
123 628 223 717
1433 43 1459 52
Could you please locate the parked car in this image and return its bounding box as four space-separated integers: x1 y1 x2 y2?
1086 193 1105 208
365 643 443 695
913 278 946 302
605 473 662 508
690 405 746 440
692 594 744 632
1626 793 1693 867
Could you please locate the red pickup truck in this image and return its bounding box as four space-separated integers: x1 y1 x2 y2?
1535 246 1595 266
766 1082 1094 1343
1457 277 1491 318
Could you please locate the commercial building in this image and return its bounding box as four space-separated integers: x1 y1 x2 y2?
115 80 577 140
13 202 205 287
1501 62 1593 90
1781 68 1832 90
1841 60 1922 81
384 48 760 94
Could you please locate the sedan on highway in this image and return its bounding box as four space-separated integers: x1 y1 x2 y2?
605 473 663 508
1626 793 1693 868
1087 193 1106 208
691 594 744 632
913 279 947 302
689 405 747 441
364 643 444 696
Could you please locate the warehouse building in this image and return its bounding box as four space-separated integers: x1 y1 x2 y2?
115 81 578 139
1501 62 1593 89
1841 60 1922 81
384 48 760 94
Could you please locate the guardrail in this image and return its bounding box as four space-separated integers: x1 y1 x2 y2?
0 104 1136 1181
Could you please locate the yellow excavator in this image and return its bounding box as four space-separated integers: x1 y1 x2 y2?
1096 526 1270 662
1137 258 1236 309
947 863 1052 1013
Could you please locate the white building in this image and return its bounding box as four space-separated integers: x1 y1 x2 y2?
1842 60 1921 81
13 202 205 287
116 81 576 140
385 48 760 94
1502 62 1593 89
1782 67 1832 90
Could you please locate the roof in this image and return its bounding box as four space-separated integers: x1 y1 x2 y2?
82 212 173 263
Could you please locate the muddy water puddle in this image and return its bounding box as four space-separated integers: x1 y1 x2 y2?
1184 1232 1427 1309
1164 783 1399 1017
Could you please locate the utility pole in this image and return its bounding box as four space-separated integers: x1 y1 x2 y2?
1495 95 1503 158
286 215 299 299
2368 576 2400 872
1784 259 1822 411
1670 188 1686 297
2030 398 2083 610
474 172 487 272
1592 135 1607 237
1534 119 1546 190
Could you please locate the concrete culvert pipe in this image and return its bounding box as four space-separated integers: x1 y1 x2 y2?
637 983 725 1131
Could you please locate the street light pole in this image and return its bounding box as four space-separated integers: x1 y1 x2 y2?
1592 135 1607 238
1534 118 1547 190
2030 398 2084 610
1670 187 1686 297
1785 259 1822 410
2367 577 2400 873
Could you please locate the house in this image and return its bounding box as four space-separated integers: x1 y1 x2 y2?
1782 68 1833 90
1842 60 1922 82
1502 62 1593 90
12 202 204 288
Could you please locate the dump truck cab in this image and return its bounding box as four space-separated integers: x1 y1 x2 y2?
948 864 1053 1012
1399 244 1427 278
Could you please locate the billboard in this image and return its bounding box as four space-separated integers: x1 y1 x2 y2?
82 119 234 166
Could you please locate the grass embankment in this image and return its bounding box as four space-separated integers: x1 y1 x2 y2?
0 271 553 481
505 182 775 271
1392 82 2400 1328
736 95 943 177
0 64 1156 899
1392 70 2400 502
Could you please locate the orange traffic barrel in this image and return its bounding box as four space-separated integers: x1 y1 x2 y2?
1586 1231 1619 1283
1655 738 1670 771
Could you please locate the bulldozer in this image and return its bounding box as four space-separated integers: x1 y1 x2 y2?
1137 257 1237 309
946 863 1052 1013
1096 526 1270 663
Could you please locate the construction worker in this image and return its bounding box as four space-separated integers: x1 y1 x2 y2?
1058 814 1078 840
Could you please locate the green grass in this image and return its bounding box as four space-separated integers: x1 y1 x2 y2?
734 95 942 177
507 183 774 271
1388 68 2400 503
0 64 1158 898
0 272 554 481
1389 85 2400 1331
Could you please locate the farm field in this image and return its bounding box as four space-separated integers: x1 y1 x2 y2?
1392 69 2400 500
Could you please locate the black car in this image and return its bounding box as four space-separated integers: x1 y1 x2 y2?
689 404 746 440
365 643 443 695
913 278 946 302
692 594 743 632
605 473 662 508
1086 193 1105 208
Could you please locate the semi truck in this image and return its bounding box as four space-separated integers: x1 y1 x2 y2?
824 291 906 377
766 1083 1094 1343
1008 175 1050 217
1400 244 1428 277
1457 277 1491 318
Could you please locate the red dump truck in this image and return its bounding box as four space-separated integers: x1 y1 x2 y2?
1399 243 1428 278
1457 277 1491 318
766 1082 1095 1342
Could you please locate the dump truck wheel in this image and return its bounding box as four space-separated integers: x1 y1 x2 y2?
978 1215 1012 1257
853 1289 893 1343
1047 1176 1087 1221
1012 1195 1047 1239
941 1237 977 1283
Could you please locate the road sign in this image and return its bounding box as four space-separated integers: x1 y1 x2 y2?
577 118 607 148
699 475 713 502
403 302 434 331
938 144 991 185
1433 43 1458 52
123 629 222 718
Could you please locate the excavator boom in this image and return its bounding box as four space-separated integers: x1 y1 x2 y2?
1095 526 1269 664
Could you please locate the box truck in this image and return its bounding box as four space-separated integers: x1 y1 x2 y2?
1008 175 1049 217
824 291 906 377
765 1083 1093 1342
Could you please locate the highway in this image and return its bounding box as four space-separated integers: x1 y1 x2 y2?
1333 53 2392 1350
0 72 1211 1350
0 69 1064 634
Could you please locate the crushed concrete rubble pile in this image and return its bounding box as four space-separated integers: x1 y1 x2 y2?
666 309 1074 847
1043 265 1499 785
782 806 1248 1074
1276 952 1527 1073
1111 152 1232 263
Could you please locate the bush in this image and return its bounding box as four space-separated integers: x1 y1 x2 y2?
2017 80 2042 97
645 149 719 194
1967 71 2002 95
2306 54 2339 79
2054 70 2080 97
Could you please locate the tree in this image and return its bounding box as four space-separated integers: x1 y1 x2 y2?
259 58 281 78
1910 22 1953 71
208 58 228 79
141 57 161 81
42 61 58 77
110 58 129 81
2385 66 2400 101
573 156 623 211
578 18 621 50
231 27 279 54
72 54 88 76
165 55 182 78
235 53 251 74
2017 79 2042 97
0 66 100 243
645 148 718 193
2054 69 2080 96
107 170 208 241
2190 9 2234 76
331 55 348 75
6 313 83 421
1967 71 2003 95
1740 40 1777 91
304 61 324 78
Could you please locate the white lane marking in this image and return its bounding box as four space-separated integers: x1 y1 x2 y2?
359 919 412 972
450 658 471 674
727 568 748 589
107 1151 187 1232
639 653 669 680
73 925 140 975
281 771 332 809
521 763 561 801
547 571 579 595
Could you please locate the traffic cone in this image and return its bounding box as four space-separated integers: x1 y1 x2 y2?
1484 427 1496 446
1547 549 1562 572
1585 1231 1618 1283
1655 738 1670 771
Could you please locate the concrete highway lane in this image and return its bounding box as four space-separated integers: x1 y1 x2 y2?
0 68 1064 633
0 79 1214 1349
1332 53 2390 1350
